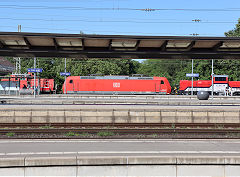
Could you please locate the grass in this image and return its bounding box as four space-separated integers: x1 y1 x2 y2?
150 134 158 138
97 131 115 137
65 131 76 136
6 132 15 137
65 132 92 137
79 132 91 137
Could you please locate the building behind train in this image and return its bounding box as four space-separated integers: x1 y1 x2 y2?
0 72 54 95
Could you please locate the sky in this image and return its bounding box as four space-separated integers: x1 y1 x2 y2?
0 0 239 37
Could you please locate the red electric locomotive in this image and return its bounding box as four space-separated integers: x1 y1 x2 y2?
179 75 240 95
62 75 171 94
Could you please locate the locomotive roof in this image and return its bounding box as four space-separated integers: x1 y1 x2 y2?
80 76 154 80
1 32 240 59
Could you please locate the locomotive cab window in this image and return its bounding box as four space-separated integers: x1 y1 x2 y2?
161 80 164 84
215 77 226 81
69 80 73 84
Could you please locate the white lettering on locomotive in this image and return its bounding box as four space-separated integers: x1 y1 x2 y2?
113 82 120 88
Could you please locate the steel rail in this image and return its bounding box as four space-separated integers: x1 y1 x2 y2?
0 123 239 128
1 128 240 134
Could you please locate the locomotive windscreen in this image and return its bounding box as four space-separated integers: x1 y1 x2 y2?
215 77 226 81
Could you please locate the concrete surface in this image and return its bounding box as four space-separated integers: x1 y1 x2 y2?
1 164 240 177
0 104 240 124
0 139 240 176
2 94 240 99
0 139 240 157
1 155 240 167
3 95 240 106
1 156 240 176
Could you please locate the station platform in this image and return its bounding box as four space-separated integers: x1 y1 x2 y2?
2 95 240 106
0 139 240 176
0 104 240 124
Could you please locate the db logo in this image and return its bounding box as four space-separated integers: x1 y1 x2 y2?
113 83 120 88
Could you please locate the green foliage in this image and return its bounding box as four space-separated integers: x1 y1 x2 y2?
137 59 213 88
97 131 115 137
150 134 158 138
65 131 76 136
79 132 91 137
225 18 240 37
137 58 240 89
137 59 179 86
64 132 92 137
39 125 53 129
6 132 15 137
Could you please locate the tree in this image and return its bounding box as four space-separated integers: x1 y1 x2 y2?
225 19 240 37
222 18 240 80
137 59 189 87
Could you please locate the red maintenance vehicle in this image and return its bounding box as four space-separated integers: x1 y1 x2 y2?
179 75 240 95
0 73 54 94
62 75 171 95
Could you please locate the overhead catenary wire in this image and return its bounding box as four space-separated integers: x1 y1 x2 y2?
0 3 237 37
0 25 219 36
0 17 236 24
0 5 240 12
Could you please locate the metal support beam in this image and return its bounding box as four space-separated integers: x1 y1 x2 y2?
0 32 240 59
53 38 59 50
108 39 112 50
186 41 196 51
1 48 240 59
23 37 32 48
0 41 5 48
135 40 140 51
81 39 85 50
160 40 168 51
212 41 223 51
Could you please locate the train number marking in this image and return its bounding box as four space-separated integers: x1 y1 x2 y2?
113 83 120 88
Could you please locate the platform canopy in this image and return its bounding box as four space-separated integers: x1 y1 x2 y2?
0 32 240 59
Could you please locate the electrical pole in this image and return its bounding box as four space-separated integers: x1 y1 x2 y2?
18 24 21 32
191 59 194 96
211 59 214 99
34 57 36 98
15 24 21 74
65 58 67 94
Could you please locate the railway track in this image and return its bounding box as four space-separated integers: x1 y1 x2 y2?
0 123 240 128
0 128 240 134
1 123 240 139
